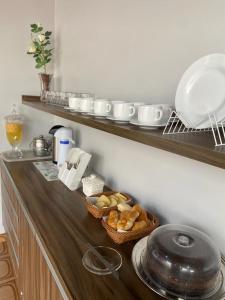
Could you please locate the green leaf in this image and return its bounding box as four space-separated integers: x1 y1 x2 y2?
45 31 52 36
35 57 41 63
33 41 40 47
31 23 37 29
35 63 43 69
43 41 50 46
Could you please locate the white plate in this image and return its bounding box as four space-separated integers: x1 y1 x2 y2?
130 119 166 129
106 116 130 123
175 53 225 129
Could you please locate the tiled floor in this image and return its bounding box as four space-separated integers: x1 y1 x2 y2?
0 235 19 300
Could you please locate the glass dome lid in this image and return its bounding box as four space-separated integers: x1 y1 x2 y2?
142 224 222 299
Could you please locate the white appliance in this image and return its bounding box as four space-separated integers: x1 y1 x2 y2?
57 138 74 167
53 127 73 164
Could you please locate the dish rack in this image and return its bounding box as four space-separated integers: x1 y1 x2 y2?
163 111 225 147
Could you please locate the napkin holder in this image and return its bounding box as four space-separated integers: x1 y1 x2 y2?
58 148 92 191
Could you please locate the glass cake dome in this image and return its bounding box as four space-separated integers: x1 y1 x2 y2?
141 224 222 299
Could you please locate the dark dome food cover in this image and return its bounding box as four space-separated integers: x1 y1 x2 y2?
142 224 222 299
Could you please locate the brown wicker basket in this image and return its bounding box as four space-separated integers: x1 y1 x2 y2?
101 212 159 244
83 191 132 218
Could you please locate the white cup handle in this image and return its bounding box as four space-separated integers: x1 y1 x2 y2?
106 103 111 113
129 106 135 117
155 108 163 121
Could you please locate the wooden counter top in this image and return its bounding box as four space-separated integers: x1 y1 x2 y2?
2 160 162 300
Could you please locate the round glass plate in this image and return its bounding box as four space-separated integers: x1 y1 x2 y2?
132 237 225 300
82 246 122 275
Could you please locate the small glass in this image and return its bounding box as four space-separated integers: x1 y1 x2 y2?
55 91 61 106
80 93 95 100
45 91 52 104
4 106 24 159
59 92 66 106
82 246 122 275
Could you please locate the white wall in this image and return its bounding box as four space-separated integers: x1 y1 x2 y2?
0 0 55 232
54 0 225 254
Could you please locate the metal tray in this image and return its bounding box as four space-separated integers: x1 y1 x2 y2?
1 150 52 162
132 236 225 300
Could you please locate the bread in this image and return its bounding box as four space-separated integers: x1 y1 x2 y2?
109 198 118 207
120 210 131 219
107 210 119 230
95 201 107 208
114 193 127 203
117 219 134 231
109 194 118 201
117 210 139 231
138 209 149 223
117 203 132 212
94 192 128 209
97 195 110 206
105 201 150 232
131 204 142 214
131 220 148 231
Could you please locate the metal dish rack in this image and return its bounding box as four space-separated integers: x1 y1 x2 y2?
163 111 225 147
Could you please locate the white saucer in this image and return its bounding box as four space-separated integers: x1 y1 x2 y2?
64 107 81 113
106 116 130 123
80 111 90 115
88 112 108 118
130 119 166 129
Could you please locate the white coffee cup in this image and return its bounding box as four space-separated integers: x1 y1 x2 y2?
113 101 135 120
138 104 172 125
69 97 81 110
80 97 94 113
133 102 145 119
94 99 111 116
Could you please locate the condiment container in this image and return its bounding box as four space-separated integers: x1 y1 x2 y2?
32 135 50 157
82 174 104 196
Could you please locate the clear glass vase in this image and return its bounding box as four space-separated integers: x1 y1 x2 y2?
39 73 52 102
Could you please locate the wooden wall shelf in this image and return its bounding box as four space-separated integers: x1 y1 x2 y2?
22 95 225 170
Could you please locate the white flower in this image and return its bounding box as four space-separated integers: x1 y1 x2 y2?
37 22 42 28
38 34 45 42
28 44 36 53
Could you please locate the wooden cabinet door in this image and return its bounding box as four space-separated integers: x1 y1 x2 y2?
38 246 64 300
19 208 64 300
18 207 38 300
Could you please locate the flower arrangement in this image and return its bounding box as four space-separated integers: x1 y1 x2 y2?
27 23 53 74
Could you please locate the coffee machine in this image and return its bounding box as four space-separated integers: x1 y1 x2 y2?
49 126 73 164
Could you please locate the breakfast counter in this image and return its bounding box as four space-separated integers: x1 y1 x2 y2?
1 159 163 300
